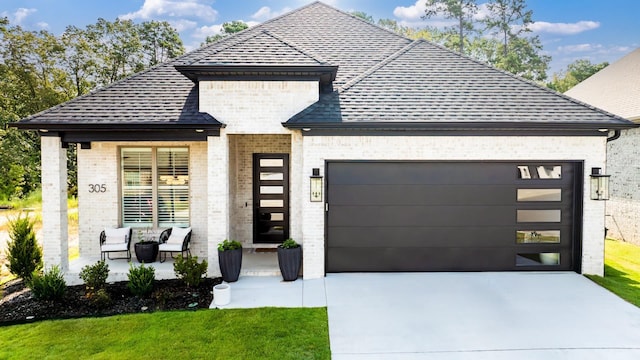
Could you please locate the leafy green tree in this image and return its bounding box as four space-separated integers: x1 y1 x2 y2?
547 59 609 93
423 0 478 54
87 18 143 85
481 0 550 81
350 11 374 23
140 20 185 66
204 20 249 45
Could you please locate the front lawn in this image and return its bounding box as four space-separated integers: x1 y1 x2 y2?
587 239 640 307
0 307 330 359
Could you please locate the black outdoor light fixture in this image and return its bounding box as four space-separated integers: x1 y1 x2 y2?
310 168 323 202
590 167 611 200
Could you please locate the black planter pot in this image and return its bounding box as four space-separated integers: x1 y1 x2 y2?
135 242 159 263
277 246 302 281
218 248 242 282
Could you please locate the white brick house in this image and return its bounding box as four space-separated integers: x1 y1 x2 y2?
14 2 635 280
565 48 640 246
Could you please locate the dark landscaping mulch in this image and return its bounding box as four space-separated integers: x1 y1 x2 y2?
0 277 222 326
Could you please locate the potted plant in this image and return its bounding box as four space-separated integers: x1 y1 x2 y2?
134 228 158 263
277 238 302 281
218 239 242 282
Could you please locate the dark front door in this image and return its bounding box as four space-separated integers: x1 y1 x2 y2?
326 161 581 272
253 154 289 244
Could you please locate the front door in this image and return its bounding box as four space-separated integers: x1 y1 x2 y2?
253 153 289 243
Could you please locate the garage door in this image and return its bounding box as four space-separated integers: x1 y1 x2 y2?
326 162 581 272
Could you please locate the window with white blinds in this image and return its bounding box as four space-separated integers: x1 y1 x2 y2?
121 147 189 228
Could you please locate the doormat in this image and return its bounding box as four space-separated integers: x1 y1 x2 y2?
254 248 277 253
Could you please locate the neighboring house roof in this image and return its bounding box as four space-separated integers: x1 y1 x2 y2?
13 1 635 140
565 48 640 122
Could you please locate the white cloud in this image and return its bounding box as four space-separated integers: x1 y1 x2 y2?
557 43 601 53
36 21 49 29
192 24 223 40
530 21 600 35
169 19 198 32
251 6 292 21
12 8 37 25
120 0 218 21
394 0 428 21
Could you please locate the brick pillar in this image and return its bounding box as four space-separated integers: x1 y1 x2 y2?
41 136 69 271
207 132 229 276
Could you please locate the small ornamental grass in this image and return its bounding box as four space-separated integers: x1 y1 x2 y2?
127 263 155 297
28 266 66 301
173 255 208 288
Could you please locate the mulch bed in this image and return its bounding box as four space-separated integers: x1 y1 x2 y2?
0 277 222 326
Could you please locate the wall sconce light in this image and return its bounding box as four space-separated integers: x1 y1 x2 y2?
310 168 323 202
590 167 610 200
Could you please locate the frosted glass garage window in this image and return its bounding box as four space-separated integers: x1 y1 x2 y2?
517 210 561 223
121 147 189 228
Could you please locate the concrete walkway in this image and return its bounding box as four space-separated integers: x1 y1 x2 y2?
208 272 640 359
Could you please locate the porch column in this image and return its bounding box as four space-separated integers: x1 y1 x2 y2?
207 132 229 277
40 136 68 271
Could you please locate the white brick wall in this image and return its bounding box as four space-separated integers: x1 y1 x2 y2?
77 141 209 260
41 136 69 271
199 81 318 134
299 135 608 278
605 128 640 245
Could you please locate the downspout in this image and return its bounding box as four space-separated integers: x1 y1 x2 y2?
606 130 621 142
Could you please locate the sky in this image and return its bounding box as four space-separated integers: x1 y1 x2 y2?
2 0 639 76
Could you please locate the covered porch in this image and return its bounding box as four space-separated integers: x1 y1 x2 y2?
65 249 280 286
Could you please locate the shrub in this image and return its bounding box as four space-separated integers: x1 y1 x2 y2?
173 255 208 287
218 239 242 251
280 238 300 249
6 214 42 280
127 264 155 297
79 260 109 292
28 266 66 301
89 288 111 309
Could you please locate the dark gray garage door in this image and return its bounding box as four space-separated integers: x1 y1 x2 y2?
326 162 581 272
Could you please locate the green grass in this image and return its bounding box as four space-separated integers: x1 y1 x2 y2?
0 308 330 359
587 239 640 307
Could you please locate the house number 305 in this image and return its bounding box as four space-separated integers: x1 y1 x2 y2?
88 184 107 193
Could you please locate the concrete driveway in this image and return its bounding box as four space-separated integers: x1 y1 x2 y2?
325 272 640 359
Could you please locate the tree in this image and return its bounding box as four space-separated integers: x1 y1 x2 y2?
140 20 185 66
481 0 550 81
422 0 478 54
6 215 42 280
547 59 609 93
350 11 374 23
203 21 248 45
87 18 143 85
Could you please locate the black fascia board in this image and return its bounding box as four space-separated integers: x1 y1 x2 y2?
11 122 224 132
283 121 638 131
175 64 338 83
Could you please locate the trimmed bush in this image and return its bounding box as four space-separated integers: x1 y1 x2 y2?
28 266 66 301
6 214 42 280
127 264 155 297
217 239 242 251
79 260 109 292
173 255 208 287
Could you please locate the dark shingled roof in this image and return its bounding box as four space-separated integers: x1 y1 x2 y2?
14 1 635 135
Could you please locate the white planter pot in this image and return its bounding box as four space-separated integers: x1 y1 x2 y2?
213 283 231 306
